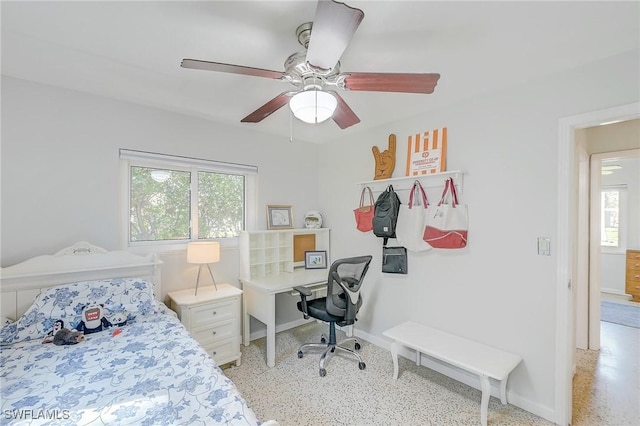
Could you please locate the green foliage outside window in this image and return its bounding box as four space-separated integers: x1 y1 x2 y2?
129 166 245 242
198 171 244 239
130 167 191 241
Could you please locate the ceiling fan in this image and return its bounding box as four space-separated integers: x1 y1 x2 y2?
181 0 440 129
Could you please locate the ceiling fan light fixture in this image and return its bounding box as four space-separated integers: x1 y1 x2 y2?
289 90 337 124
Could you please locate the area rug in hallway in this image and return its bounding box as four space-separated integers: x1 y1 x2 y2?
601 301 640 328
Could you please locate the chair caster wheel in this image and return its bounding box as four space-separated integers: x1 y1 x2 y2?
355 342 361 350
297 351 303 359
359 362 366 370
319 368 326 377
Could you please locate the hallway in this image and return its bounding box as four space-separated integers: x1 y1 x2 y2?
573 306 640 425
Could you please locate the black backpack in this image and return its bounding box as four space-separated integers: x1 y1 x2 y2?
372 185 401 245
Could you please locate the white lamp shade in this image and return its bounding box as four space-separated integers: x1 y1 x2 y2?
289 90 337 124
187 241 220 264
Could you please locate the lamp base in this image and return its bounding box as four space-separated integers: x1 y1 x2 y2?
194 264 218 296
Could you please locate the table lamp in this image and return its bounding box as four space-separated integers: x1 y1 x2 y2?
187 241 220 295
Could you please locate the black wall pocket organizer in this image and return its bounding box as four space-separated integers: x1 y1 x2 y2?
382 246 408 274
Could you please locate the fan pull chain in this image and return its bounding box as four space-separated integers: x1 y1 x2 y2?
289 108 294 143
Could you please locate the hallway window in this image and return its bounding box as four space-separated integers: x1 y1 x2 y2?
601 185 627 251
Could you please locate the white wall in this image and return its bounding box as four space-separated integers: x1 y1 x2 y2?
0 76 321 308
317 48 640 421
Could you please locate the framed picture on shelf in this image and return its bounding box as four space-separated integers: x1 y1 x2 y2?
266 205 294 230
304 250 327 269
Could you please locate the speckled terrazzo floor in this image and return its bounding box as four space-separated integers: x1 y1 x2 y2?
223 321 554 426
572 320 640 426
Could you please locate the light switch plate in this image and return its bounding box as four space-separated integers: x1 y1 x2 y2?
538 237 551 256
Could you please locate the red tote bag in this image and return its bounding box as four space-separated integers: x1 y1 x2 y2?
354 186 375 232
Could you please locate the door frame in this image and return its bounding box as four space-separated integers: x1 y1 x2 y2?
555 102 640 425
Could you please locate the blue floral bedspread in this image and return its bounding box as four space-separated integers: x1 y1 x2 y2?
0 312 260 425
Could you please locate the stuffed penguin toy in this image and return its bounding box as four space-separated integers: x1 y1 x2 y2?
76 304 112 334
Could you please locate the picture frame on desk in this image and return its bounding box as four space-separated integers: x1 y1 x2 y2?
305 250 327 269
267 205 294 230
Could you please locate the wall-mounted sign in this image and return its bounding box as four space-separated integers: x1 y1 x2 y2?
405 127 447 176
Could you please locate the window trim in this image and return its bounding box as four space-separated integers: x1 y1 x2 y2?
120 149 257 253
600 184 627 254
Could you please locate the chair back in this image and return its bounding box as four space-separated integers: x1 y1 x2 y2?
325 256 372 324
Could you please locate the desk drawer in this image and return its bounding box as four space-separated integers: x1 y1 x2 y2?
188 298 237 328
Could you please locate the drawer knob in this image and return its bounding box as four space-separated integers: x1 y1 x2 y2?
213 351 217 355
212 311 217 315
212 331 217 335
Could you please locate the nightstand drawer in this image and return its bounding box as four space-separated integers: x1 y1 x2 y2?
201 339 236 363
191 319 234 345
189 298 237 328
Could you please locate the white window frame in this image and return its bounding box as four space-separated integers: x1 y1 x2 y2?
600 184 627 254
120 149 257 253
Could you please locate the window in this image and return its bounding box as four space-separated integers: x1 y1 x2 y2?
600 185 627 251
121 150 257 248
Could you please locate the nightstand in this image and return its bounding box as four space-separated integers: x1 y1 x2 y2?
168 284 242 366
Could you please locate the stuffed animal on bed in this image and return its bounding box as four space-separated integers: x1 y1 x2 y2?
42 319 64 344
107 310 128 327
42 319 84 345
75 304 112 334
53 327 85 346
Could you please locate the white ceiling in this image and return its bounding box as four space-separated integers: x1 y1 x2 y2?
2 1 639 144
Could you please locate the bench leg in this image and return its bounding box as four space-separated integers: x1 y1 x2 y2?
499 375 509 405
480 374 490 426
390 341 400 380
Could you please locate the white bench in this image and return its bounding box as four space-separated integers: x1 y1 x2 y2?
383 321 522 426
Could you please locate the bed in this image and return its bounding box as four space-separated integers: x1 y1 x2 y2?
0 242 272 425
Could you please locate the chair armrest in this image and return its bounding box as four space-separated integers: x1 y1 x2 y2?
293 286 313 297
293 286 313 319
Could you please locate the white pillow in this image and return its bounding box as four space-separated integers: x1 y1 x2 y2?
1 277 159 345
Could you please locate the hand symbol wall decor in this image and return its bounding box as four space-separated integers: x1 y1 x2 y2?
372 134 397 180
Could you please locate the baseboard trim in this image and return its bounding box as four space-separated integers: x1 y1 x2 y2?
601 288 628 297
354 328 556 424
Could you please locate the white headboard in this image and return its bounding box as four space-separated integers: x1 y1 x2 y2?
0 242 163 321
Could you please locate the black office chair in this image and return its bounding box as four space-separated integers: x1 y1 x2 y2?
293 255 372 377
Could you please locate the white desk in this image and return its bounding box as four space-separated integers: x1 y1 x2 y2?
241 268 327 367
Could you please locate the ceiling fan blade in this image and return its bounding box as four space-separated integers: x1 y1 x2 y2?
241 92 294 123
343 72 441 94
181 59 284 80
328 91 360 129
306 0 364 71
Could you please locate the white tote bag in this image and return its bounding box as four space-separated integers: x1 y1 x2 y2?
423 178 468 249
395 180 432 252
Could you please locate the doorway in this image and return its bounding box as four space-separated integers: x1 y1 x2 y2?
587 148 640 350
555 102 640 426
